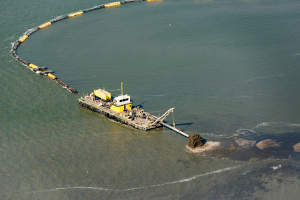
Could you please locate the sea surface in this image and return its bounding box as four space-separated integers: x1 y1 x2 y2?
1 0 300 199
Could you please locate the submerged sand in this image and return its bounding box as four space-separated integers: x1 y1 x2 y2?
256 139 281 150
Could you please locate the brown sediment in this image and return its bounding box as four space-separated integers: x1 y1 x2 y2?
293 143 300 152
185 141 220 154
187 133 205 148
235 138 256 149
256 139 281 150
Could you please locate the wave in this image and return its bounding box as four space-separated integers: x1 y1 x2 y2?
237 129 258 136
288 123 300 127
245 74 284 83
199 132 225 137
255 122 271 127
23 28 36 36
236 122 300 136
10 165 241 197
270 164 281 170
252 121 300 129
10 42 15 51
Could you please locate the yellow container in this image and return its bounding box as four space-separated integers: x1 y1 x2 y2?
104 2 121 7
111 105 124 112
19 35 28 43
68 11 83 17
29 63 39 69
38 22 51 29
48 73 56 79
125 104 132 110
94 89 111 101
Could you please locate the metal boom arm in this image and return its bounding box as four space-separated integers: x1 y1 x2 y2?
150 108 175 126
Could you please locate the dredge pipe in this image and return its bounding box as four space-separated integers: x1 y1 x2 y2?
159 121 189 138
56 79 68 88
12 0 162 94
68 87 78 94
50 16 67 23
26 28 38 36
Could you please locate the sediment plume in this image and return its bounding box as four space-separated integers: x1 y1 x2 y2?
187 133 205 148
186 141 220 154
186 133 220 153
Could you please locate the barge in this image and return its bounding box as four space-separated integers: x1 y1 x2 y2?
78 83 189 137
78 83 166 130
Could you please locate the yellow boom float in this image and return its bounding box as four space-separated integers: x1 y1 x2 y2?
68 11 83 18
38 22 51 29
104 2 121 7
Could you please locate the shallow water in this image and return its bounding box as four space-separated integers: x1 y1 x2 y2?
2 0 300 199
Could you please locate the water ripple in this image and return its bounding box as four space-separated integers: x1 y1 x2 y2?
6 165 241 198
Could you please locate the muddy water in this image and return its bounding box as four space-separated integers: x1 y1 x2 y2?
2 0 300 199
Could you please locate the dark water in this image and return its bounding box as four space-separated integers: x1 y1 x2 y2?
2 0 300 199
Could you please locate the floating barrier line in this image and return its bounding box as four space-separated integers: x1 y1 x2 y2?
104 2 121 7
38 22 52 29
68 11 84 18
11 0 163 94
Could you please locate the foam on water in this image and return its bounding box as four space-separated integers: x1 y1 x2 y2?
253 122 300 134
256 122 271 127
237 129 258 136
270 164 281 170
244 74 284 83
288 123 300 127
201 132 226 138
10 43 15 51
185 141 221 153
9 165 241 198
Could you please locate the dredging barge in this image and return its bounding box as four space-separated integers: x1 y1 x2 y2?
78 84 189 137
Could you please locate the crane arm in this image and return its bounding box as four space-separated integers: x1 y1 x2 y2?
150 108 175 126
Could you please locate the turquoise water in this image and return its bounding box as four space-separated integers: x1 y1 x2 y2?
2 0 300 199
